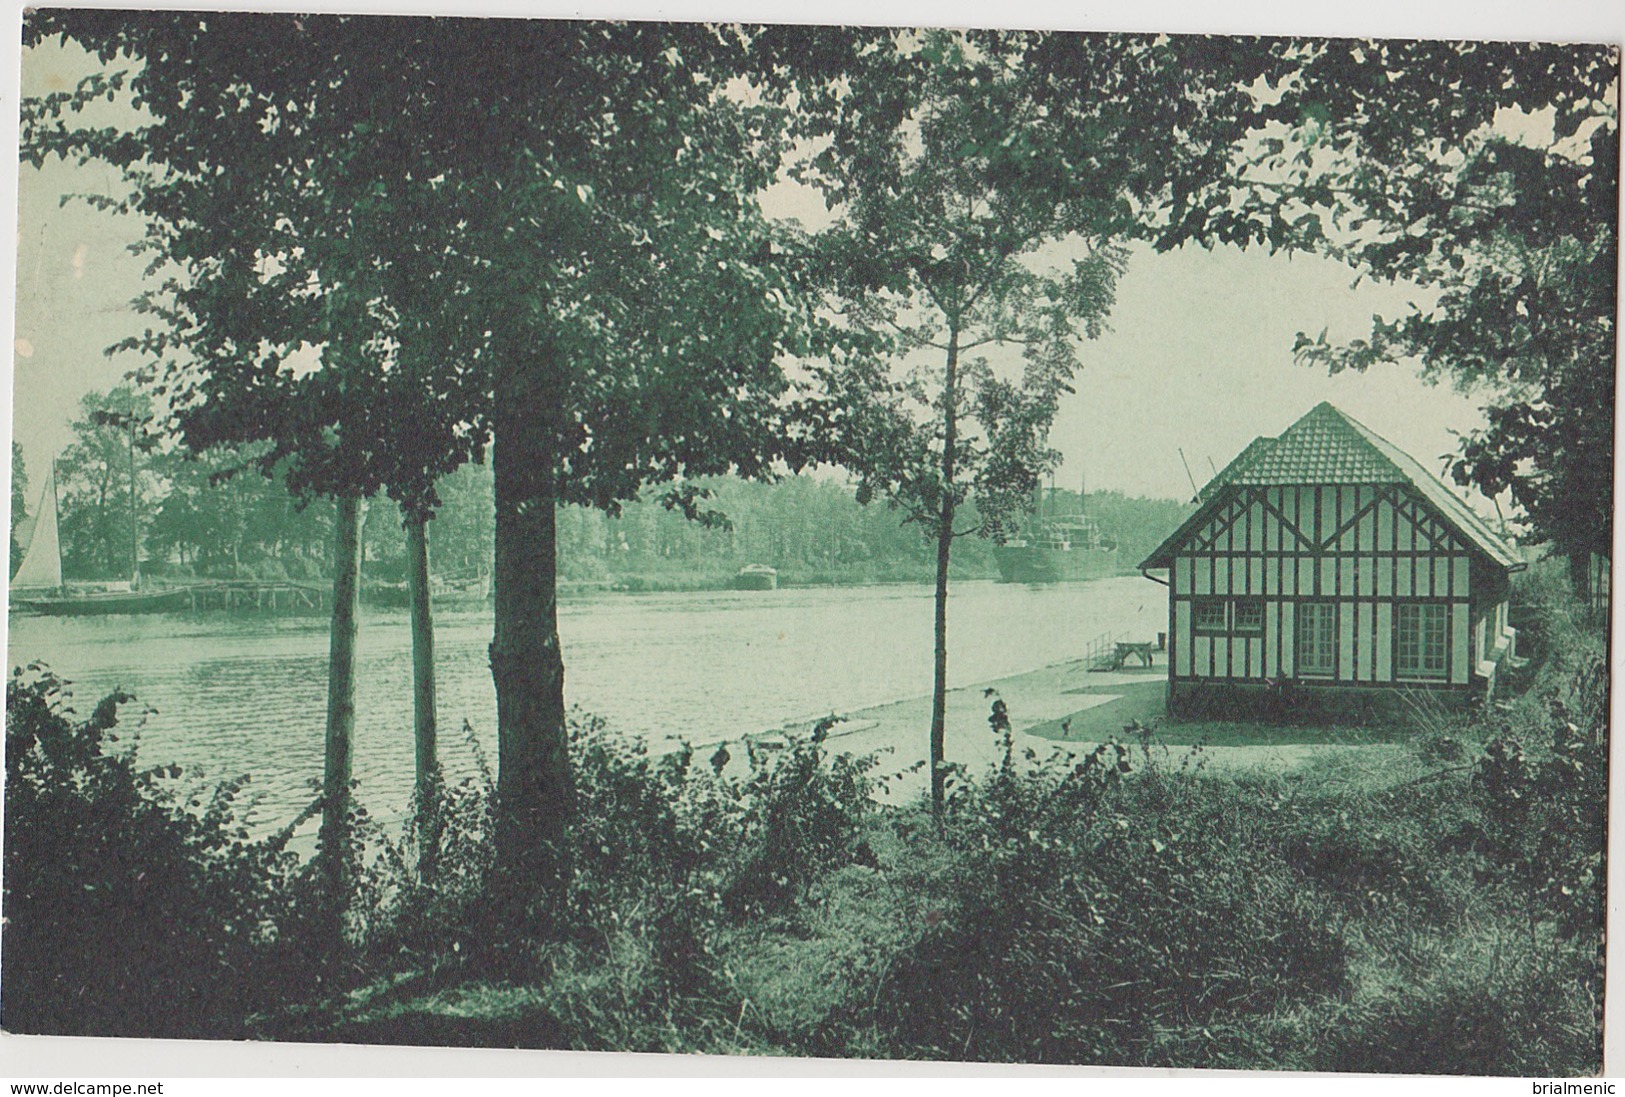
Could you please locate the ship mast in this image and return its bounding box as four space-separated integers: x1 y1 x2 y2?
1178 447 1201 502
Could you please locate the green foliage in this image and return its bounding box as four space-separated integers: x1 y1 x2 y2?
1270 774 1469 920
55 385 156 580
347 726 500 971
557 475 1188 585
1312 940 1602 1076
561 716 882 933
804 30 1157 812
144 442 335 580
809 30 1135 549
1457 657 1607 944
9 441 27 577
867 712 1348 1065
21 12 911 868
291 712 885 1047
54 419 498 587
6 658 1605 1072
2 668 303 1037
78 451 1197 589
718 720 882 918
1200 40 1619 569
20 13 892 517
1509 555 1604 681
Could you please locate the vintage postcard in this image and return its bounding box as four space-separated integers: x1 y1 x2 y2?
3 0 1617 1082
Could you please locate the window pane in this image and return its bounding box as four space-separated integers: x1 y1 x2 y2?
1296 602 1335 674
1423 604 1447 675
1235 599 1264 632
1396 603 1447 678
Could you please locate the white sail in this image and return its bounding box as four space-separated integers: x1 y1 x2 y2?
11 465 61 590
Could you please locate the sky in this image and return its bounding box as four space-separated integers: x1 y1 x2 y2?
4 4 1610 518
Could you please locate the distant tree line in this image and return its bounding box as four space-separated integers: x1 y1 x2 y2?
10 441 27 577
24 383 1192 588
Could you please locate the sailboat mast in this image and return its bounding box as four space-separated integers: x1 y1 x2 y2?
51 457 61 587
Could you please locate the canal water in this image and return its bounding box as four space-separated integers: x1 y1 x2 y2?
7 577 1161 830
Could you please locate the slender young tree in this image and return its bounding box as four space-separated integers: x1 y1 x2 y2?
320 493 365 907
403 504 439 876
806 31 1165 816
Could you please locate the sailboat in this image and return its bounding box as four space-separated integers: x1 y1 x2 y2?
9 463 190 616
10 463 62 592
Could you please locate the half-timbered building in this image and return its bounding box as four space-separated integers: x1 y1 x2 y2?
1139 403 1523 714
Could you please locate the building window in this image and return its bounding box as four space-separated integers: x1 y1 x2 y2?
1396 603 1448 679
1296 602 1336 676
1193 596 1267 636
1193 598 1227 634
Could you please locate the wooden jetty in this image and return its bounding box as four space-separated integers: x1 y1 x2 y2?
185 580 330 613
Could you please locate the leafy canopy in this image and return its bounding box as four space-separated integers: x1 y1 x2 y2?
807 30 1263 538
21 14 884 520
1165 38 1619 561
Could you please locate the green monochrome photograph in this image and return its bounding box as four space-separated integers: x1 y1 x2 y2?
2 3 1615 1077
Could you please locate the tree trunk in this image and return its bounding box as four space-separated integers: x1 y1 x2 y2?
1568 547 1592 605
97 472 111 576
405 508 439 878
929 325 961 820
490 364 573 903
320 493 365 915
126 415 138 588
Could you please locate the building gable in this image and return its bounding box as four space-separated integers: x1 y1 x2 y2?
1140 403 1520 573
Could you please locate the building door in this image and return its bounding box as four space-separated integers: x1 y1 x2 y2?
1296 602 1336 678
1395 602 1449 680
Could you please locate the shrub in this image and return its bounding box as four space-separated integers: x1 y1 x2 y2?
1301 654 1607 1076
331 711 884 1049
1457 656 1607 946
869 704 1348 1065
1509 556 1602 683
719 719 882 918
348 722 500 973
2 667 301 1038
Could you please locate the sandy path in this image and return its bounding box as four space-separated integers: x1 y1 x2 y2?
714 656 1397 799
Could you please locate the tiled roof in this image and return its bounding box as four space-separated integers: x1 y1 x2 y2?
1219 403 1400 485
1146 402 1522 570
1197 436 1275 502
